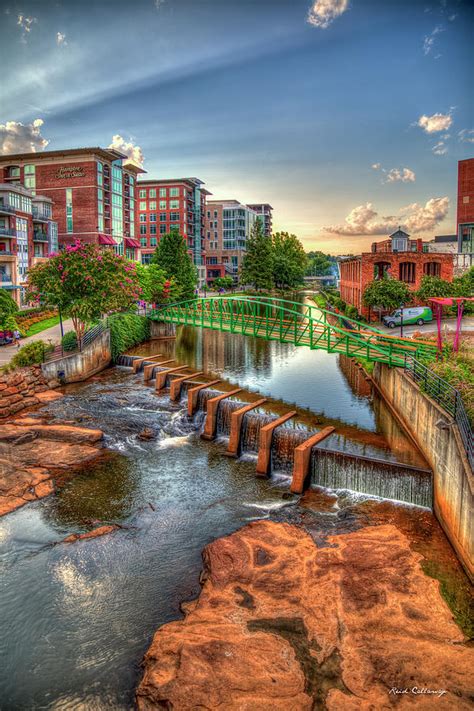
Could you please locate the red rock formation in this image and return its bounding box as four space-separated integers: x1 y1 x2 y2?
137 521 473 710
62 524 119 543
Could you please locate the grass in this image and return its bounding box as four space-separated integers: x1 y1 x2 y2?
25 315 61 337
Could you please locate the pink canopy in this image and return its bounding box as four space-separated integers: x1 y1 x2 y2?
428 297 474 353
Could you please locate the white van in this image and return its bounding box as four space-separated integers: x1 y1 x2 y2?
382 307 433 328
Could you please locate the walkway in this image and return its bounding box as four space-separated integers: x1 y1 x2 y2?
0 318 73 367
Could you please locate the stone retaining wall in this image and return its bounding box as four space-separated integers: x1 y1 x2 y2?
0 367 59 420
41 329 111 384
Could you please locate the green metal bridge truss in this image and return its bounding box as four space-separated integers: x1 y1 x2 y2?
149 295 438 366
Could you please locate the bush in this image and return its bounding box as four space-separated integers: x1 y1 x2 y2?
107 313 151 362
345 305 359 320
62 330 78 352
9 340 54 368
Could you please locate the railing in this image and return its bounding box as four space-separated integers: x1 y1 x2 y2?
43 322 107 362
0 204 16 214
404 356 473 470
33 233 49 242
0 228 16 237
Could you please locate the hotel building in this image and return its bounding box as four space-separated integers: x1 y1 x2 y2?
246 203 273 237
0 148 144 261
205 200 258 284
457 157 474 268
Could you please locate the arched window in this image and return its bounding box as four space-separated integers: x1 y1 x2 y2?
399 262 416 283
7 166 20 178
374 262 391 280
423 262 441 277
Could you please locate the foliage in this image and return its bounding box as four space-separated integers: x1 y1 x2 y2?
107 313 151 362
26 240 141 342
428 343 474 425
305 251 333 276
9 340 54 368
345 305 359 319
0 290 19 330
312 293 327 309
362 278 411 311
151 232 197 300
272 232 308 289
241 220 274 290
61 330 78 352
136 263 179 304
415 276 452 300
212 276 234 291
25 315 60 337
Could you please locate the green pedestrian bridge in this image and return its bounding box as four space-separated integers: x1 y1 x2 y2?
149 295 437 367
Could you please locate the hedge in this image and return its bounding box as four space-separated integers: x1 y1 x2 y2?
107 313 150 362
9 340 54 369
62 330 78 352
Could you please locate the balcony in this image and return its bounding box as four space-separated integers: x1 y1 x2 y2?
0 228 16 237
32 208 51 222
0 204 15 215
33 232 49 242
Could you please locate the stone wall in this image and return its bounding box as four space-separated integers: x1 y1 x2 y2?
41 329 111 384
373 363 473 581
0 367 59 420
150 320 176 339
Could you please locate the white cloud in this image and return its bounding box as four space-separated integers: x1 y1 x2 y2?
458 128 474 144
371 163 381 170
108 134 144 167
17 14 37 42
0 118 49 154
385 168 416 183
154 0 165 7
432 141 448 155
324 196 449 235
417 111 452 133
423 25 444 55
307 0 349 29
448 14 457 21
56 32 67 46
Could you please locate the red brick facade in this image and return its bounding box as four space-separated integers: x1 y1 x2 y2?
457 158 474 227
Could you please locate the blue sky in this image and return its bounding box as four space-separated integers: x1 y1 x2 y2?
1 0 473 253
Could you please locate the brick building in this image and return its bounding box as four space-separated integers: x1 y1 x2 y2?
246 203 273 237
0 148 144 261
338 229 454 320
205 200 258 284
457 157 474 267
0 184 58 305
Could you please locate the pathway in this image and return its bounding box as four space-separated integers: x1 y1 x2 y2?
0 319 73 367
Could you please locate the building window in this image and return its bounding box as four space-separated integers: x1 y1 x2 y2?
214 211 217 218
159 188 167 197
149 189 156 198
399 261 416 283
66 188 73 233
8 166 20 178
423 262 441 277
150 225 157 234
160 224 167 234
140 237 147 247
160 213 166 222
169 212 180 221
149 213 157 222
140 225 147 235
149 201 156 210
169 200 179 209
141 253 153 265
139 201 147 211
207 211 210 218
374 262 390 280
139 189 146 198
169 187 179 197
159 200 166 210
150 237 157 247
139 214 146 223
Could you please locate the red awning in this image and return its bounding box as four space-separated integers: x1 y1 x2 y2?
98 234 117 246
124 237 141 249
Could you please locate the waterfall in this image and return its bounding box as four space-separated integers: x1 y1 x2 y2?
197 388 223 411
271 426 309 473
217 399 243 436
115 355 136 367
240 412 274 453
310 448 432 508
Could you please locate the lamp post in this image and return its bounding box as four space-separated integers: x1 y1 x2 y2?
400 302 404 337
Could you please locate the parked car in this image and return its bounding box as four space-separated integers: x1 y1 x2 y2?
382 307 433 329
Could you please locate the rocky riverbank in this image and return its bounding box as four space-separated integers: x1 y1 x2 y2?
0 414 104 516
137 520 473 710
0 366 61 419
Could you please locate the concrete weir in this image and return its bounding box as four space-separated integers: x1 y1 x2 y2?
201 389 243 440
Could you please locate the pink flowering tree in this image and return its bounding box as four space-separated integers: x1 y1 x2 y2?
25 240 142 341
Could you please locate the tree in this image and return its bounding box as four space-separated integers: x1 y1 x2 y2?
152 232 197 300
306 251 333 276
212 276 234 291
136 263 179 304
0 290 19 330
363 278 411 312
25 240 141 341
272 232 307 289
416 276 452 300
241 220 274 290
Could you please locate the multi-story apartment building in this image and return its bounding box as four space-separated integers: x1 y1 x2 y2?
205 200 258 284
0 148 144 261
135 177 209 280
246 203 273 237
0 184 58 304
457 158 474 267
338 229 454 320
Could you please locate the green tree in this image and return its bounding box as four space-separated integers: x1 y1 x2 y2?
136 263 179 304
212 276 234 291
272 232 308 289
241 220 274 290
152 232 197 300
363 278 411 312
416 276 452 300
306 251 333 276
25 240 141 341
0 290 19 330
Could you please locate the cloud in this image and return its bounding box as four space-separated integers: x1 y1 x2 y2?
417 111 452 133
458 128 474 144
56 32 67 46
0 118 49 154
307 0 349 29
108 134 144 167
154 0 165 7
432 141 448 155
385 168 416 183
371 163 381 170
17 14 37 42
324 196 449 235
423 25 444 55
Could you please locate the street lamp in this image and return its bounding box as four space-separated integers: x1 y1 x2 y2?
400 302 405 337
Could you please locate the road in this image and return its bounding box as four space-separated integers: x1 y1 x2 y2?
0 318 74 367
377 316 474 338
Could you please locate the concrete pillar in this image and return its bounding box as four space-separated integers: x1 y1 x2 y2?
169 372 204 402
256 411 297 477
132 354 163 373
225 399 268 457
290 426 335 494
187 380 221 416
143 359 175 382
155 365 188 391
201 389 243 440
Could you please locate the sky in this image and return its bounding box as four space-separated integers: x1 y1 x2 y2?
0 0 473 254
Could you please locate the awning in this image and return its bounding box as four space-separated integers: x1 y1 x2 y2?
124 237 141 249
98 234 117 246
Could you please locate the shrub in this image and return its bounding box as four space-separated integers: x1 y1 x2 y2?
62 330 78 352
9 340 54 368
345 305 359 320
107 313 151 362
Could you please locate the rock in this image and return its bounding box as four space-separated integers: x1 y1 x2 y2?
137 427 155 441
61 524 119 543
136 521 473 710
0 465 53 517
35 390 63 403
0 423 103 444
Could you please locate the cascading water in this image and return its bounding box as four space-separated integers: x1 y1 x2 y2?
217 399 243 436
240 411 274 453
271 425 309 473
115 354 137 367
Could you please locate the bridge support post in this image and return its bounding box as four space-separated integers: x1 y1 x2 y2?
170 372 204 402
155 365 188 391
187 380 221 416
256 411 297 477
143 359 175 382
225 399 268 457
290 427 335 494
201 389 243 440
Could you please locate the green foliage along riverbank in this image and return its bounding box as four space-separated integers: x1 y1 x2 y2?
108 313 150 362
